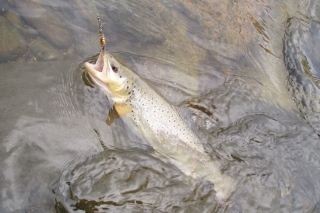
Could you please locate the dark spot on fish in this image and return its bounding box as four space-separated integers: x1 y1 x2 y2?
127 86 129 89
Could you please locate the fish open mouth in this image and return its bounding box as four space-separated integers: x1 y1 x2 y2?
84 51 108 85
86 62 103 72
85 52 104 73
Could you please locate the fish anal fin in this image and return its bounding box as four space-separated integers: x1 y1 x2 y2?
114 103 133 116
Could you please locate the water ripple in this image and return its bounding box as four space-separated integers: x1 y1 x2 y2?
283 16 320 134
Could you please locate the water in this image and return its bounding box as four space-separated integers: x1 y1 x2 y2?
1 0 320 212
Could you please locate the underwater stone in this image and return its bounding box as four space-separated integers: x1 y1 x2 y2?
12 0 72 49
0 15 27 62
29 37 64 61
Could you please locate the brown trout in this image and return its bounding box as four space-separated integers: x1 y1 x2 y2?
84 17 234 200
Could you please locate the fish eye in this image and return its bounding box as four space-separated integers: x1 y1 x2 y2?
111 64 118 73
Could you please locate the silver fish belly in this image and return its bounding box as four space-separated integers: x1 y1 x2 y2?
85 50 235 201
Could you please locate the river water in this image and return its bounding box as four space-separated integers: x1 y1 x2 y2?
0 0 320 212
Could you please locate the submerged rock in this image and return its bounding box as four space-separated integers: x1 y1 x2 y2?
67 0 98 32
12 0 72 49
4 11 38 39
71 24 99 57
0 15 27 62
29 37 64 61
4 11 25 28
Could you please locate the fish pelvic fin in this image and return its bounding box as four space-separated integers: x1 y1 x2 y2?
114 103 133 116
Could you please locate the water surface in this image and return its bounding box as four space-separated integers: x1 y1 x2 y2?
1 0 320 212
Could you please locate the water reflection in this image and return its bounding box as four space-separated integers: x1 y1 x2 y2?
1 0 320 212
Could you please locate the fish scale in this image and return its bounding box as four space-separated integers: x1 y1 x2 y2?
85 50 235 201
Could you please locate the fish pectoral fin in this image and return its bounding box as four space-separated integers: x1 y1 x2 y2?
106 106 120 126
114 103 133 116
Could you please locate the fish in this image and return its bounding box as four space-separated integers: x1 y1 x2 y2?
85 49 235 201
84 17 235 200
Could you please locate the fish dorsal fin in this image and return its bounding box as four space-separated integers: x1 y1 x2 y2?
114 103 133 116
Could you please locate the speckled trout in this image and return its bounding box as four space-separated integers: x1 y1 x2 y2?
84 18 234 200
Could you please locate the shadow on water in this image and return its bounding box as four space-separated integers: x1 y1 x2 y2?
1 0 320 212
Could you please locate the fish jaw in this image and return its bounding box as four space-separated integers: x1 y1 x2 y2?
85 50 108 87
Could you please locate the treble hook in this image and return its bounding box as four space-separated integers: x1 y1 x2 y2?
97 13 106 50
